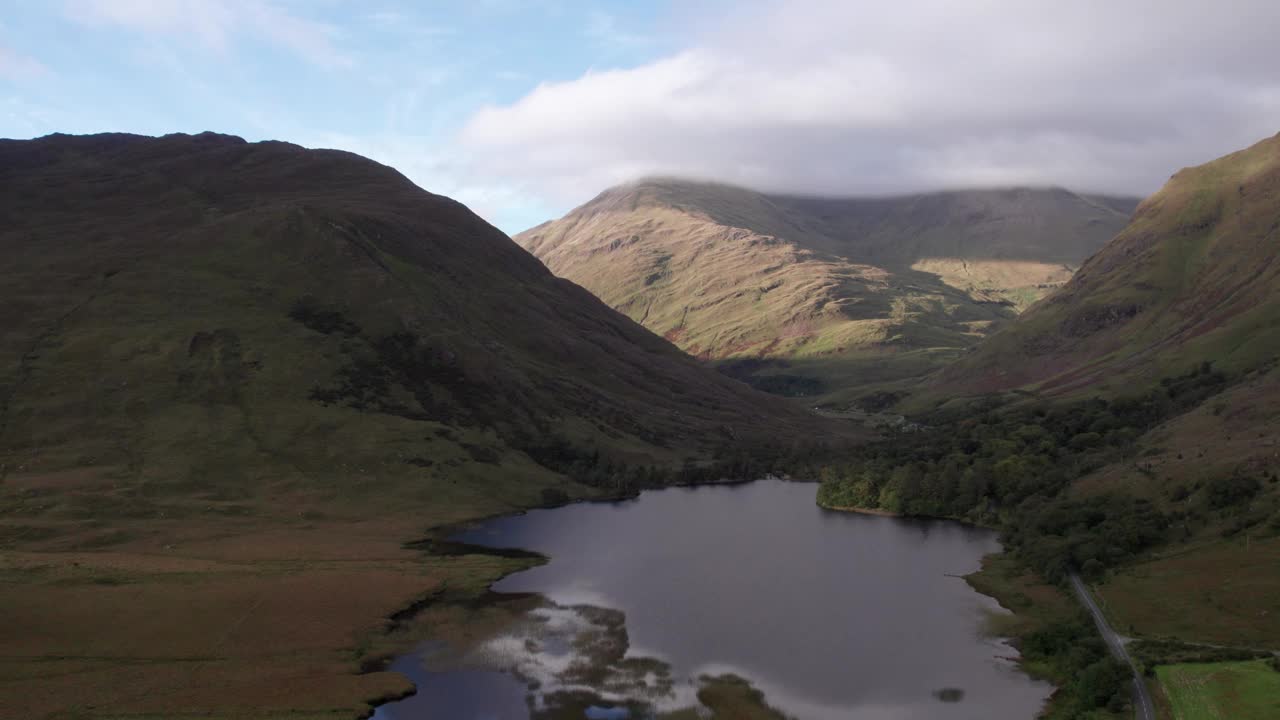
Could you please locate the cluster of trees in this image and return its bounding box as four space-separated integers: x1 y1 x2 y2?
521 434 824 499
1203 473 1262 510
520 436 681 495
809 366 1232 718
1129 639 1271 671
1009 495 1167 581
291 297 483 424
288 296 361 337
1163 468 1279 540
1022 619 1129 715
816 362 1234 582
716 358 825 397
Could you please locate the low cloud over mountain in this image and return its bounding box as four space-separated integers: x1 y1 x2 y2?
461 1 1280 212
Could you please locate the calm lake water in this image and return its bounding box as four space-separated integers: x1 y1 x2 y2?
374 479 1051 719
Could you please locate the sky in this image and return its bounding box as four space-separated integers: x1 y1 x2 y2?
3 1 1280 234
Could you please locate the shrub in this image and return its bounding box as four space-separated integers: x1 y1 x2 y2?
288 297 361 336
1204 474 1261 510
540 487 570 507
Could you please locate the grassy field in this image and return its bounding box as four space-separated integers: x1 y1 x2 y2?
1157 660 1280 720
0 483 541 719
1063 346 1280 650
967 552 1078 637
1097 536 1280 648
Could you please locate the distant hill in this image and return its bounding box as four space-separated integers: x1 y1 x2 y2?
935 132 1280 399
516 180 1136 400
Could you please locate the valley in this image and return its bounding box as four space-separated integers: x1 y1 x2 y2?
8 4 1280 719
812 134 1280 718
1 129 1278 720
516 180 1136 405
0 133 853 719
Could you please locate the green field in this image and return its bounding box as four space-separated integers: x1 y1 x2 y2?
1157 660 1280 720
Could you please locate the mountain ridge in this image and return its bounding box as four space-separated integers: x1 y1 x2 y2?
0 132 855 718
931 131 1280 400
516 178 1138 399
0 132 832 471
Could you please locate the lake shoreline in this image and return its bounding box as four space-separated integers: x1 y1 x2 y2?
821 500 1068 719
372 479 1053 719
364 475 786 715
817 500 998 530
822 504 902 517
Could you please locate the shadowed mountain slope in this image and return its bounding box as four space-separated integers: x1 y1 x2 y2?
0 133 834 491
0 133 854 718
911 134 1280 658
935 132 1280 399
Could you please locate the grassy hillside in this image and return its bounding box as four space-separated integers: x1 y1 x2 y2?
1156 660 1280 720
516 180 1134 403
1078 362 1280 651
0 133 851 719
933 132 1280 401
816 134 1280 717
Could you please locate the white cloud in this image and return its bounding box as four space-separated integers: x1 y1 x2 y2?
458 0 1280 212
0 44 52 81
65 0 351 68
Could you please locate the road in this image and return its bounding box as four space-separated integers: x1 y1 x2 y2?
1069 573 1156 720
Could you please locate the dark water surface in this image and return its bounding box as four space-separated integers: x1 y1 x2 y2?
374 479 1050 719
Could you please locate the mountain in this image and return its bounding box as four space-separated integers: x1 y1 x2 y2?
815 135 1280 704
925 132 1280 656
0 133 848 719
0 134 831 480
516 180 1136 400
935 132 1280 400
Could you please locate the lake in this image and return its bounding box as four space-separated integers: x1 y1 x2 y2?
373 479 1050 719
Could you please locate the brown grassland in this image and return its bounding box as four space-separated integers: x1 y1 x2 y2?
0 487 539 719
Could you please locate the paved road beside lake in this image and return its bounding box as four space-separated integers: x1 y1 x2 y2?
1069 574 1155 720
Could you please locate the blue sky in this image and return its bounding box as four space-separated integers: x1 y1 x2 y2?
0 1 690 231
3 2 1279 234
